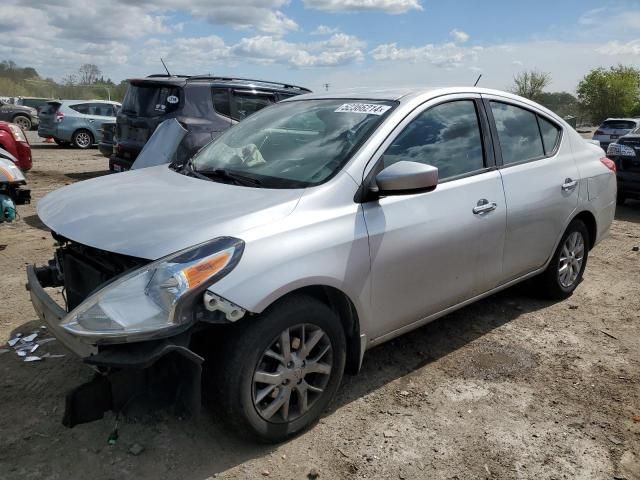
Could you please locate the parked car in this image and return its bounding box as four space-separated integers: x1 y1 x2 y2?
27 87 616 442
15 96 53 115
0 121 32 170
592 118 640 151
38 100 121 149
99 122 116 158
606 127 640 204
0 98 38 131
0 147 31 222
110 75 310 172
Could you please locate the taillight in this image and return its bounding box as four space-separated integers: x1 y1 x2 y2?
8 123 26 142
600 157 616 173
55 111 64 122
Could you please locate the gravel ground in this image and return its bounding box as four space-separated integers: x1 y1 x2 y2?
0 132 639 480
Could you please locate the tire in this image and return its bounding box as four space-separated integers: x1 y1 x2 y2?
216 295 346 443
72 129 94 149
535 219 589 300
616 191 626 206
13 115 31 131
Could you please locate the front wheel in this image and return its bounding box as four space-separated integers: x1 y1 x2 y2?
535 219 589 299
13 115 31 131
72 129 94 149
216 295 346 443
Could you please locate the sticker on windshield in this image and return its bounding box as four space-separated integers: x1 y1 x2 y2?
167 95 179 104
334 103 391 115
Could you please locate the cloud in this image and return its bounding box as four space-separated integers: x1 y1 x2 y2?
370 42 481 68
450 29 469 44
596 39 640 55
303 0 422 14
231 33 366 67
312 25 340 35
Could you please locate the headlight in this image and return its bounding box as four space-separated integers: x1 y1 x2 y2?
607 143 635 157
60 237 244 343
0 160 26 183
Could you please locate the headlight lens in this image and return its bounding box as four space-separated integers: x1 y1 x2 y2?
0 160 25 182
60 237 244 342
607 143 635 157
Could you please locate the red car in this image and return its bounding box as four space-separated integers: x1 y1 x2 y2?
0 121 32 171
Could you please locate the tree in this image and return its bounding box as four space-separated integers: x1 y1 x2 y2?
577 65 640 124
536 92 579 118
77 63 101 85
511 70 551 101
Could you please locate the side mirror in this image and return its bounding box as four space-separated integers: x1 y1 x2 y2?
373 160 438 196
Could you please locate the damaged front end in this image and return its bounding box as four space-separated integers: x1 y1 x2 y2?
26 234 245 427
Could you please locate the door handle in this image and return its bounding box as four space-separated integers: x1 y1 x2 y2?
473 199 497 215
562 178 577 191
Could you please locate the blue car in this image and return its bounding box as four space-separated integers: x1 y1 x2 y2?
38 100 121 149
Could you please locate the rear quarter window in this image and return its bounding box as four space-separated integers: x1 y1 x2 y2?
230 91 275 121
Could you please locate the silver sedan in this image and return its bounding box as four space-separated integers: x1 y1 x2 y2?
28 87 616 441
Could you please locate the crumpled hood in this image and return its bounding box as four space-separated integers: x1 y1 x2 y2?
37 165 303 259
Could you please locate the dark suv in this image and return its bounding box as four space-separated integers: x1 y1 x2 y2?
110 75 311 171
607 127 640 204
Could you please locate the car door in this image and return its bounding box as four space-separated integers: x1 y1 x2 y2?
86 103 115 142
483 96 578 282
362 95 507 340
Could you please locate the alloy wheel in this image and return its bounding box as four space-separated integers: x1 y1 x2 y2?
252 323 333 423
558 231 584 288
75 132 91 148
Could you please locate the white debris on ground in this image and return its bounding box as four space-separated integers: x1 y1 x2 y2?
4 329 64 362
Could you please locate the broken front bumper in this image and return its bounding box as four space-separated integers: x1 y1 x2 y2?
26 264 204 427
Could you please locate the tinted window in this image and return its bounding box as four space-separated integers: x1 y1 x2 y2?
231 92 275 121
88 103 114 116
212 89 231 117
382 100 485 180
601 120 637 130
121 84 181 117
491 102 544 165
41 103 61 115
69 103 91 114
538 116 561 154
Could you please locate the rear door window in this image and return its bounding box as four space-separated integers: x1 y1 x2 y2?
490 102 545 165
230 91 276 121
88 103 115 116
538 116 561 155
69 103 91 114
212 88 231 117
382 100 485 180
121 84 182 117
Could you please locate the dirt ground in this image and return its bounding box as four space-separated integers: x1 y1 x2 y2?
0 132 639 480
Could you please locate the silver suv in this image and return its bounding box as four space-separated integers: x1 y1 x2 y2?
592 118 640 151
27 87 616 442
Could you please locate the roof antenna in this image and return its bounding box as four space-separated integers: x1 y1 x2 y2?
161 58 172 77
474 74 482 87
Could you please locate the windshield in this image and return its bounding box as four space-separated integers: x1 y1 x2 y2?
122 83 182 117
190 99 395 188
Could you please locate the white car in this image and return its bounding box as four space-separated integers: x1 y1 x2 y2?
592 118 640 151
28 87 617 442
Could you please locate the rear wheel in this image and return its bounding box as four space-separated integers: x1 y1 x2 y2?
72 129 93 149
13 115 31 131
535 219 589 299
216 295 346 443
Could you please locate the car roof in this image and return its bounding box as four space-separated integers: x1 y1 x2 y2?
601 118 640 123
282 86 547 104
128 74 311 93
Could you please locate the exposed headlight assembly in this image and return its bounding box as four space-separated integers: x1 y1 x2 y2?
60 237 244 343
606 143 635 157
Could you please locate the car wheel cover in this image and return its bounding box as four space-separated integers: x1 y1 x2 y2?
252 323 333 423
15 117 30 130
558 231 584 288
75 132 91 148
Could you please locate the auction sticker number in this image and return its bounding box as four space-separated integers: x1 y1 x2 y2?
167 95 179 104
334 103 391 115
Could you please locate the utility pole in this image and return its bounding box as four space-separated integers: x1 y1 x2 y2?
323 83 330 92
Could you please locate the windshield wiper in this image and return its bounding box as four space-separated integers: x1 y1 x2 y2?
194 168 262 187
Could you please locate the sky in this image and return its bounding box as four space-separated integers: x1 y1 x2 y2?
1 0 640 93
